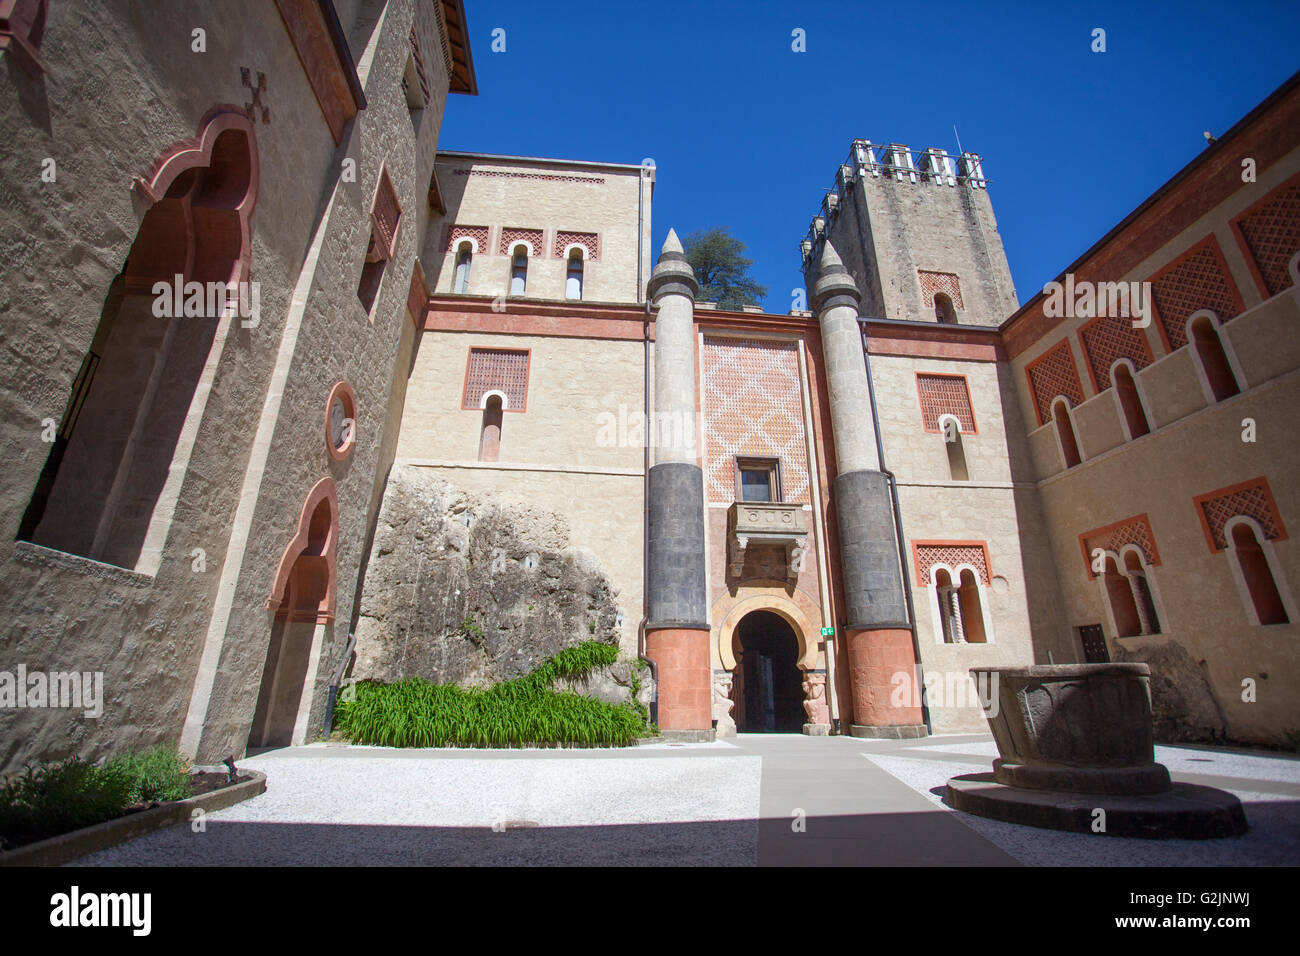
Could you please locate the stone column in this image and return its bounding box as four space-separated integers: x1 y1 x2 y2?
644 230 711 734
813 241 925 738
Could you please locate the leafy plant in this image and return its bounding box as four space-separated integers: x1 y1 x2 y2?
334 640 650 748
0 746 195 851
107 746 191 804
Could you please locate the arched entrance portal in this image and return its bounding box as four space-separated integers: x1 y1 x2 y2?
732 610 804 732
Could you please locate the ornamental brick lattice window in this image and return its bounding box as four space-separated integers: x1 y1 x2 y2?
1232 179 1300 297
914 542 990 586
702 337 810 504
406 27 430 105
1078 313 1154 391
369 167 401 261
499 228 544 257
554 231 600 261
1149 237 1244 350
1024 340 1085 426
445 224 490 252
1079 514 1160 579
358 165 401 313
916 373 976 432
462 348 530 412
918 270 963 309
1193 477 1286 552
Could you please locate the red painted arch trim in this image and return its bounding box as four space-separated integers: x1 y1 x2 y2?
267 476 339 623
131 106 260 285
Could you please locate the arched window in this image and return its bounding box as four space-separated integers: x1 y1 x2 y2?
1122 548 1161 635
566 249 584 300
1052 397 1082 469
1112 361 1151 439
510 245 528 295
957 569 987 643
934 292 957 324
1188 312 1240 402
938 414 969 481
453 241 473 293
934 568 964 644
1100 553 1142 638
932 565 989 644
1227 519 1289 625
479 394 504 462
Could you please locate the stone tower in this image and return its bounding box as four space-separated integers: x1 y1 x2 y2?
802 141 1018 325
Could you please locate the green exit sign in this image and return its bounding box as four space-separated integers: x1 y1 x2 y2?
820 627 834 637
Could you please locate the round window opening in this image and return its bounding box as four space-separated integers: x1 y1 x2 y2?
325 381 358 460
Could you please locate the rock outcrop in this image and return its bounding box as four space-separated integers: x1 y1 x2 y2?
354 466 632 693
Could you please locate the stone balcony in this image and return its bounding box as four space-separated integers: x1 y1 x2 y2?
727 501 808 582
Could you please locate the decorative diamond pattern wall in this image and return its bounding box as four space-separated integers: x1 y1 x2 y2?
916 544 989 585
1234 182 1300 296
1080 514 1159 577
702 337 810 504
463 348 529 410
554 231 600 261
1079 314 1153 391
1025 340 1085 426
917 373 975 432
499 228 544 257
1150 238 1243 350
918 270 963 309
1195 478 1285 552
445 224 490 252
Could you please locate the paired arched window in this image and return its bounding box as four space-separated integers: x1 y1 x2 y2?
1112 361 1151 439
934 293 957 324
1099 553 1143 638
453 241 473 293
510 244 528 295
1052 397 1082 469
478 393 504 462
1226 518 1289 625
1188 312 1241 402
933 566 989 644
566 249 584 300
938 414 969 481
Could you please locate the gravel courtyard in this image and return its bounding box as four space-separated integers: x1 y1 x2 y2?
72 734 1300 866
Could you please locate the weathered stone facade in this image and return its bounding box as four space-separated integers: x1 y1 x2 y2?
1 4 1296 772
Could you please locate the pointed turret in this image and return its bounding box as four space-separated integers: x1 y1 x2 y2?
647 226 699 302
811 239 861 313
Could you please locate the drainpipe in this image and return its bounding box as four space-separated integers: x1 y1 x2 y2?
859 323 932 732
321 630 357 738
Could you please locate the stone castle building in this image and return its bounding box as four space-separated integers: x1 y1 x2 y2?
0 1 1295 769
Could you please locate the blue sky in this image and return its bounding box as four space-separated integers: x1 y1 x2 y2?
439 1 1300 314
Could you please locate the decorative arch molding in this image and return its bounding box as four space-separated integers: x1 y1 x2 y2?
1079 513 1160 579
1193 476 1286 553
127 105 260 292
711 584 820 671
1184 308 1247 402
267 476 339 624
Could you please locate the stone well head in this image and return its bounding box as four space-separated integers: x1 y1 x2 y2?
972 663 1171 795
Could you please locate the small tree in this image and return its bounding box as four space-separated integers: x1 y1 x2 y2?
683 228 768 311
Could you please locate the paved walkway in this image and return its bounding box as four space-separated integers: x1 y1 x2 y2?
72 733 1300 866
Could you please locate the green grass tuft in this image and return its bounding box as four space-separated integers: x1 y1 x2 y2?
334 640 648 748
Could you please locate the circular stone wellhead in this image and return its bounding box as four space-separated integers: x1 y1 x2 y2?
947 664 1248 838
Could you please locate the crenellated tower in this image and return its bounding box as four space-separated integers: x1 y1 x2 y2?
801 141 1019 325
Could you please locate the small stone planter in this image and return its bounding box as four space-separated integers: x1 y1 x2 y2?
0 770 267 867
977 663 1171 795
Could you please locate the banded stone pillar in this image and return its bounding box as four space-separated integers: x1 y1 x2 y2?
644 230 712 733
813 241 925 738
